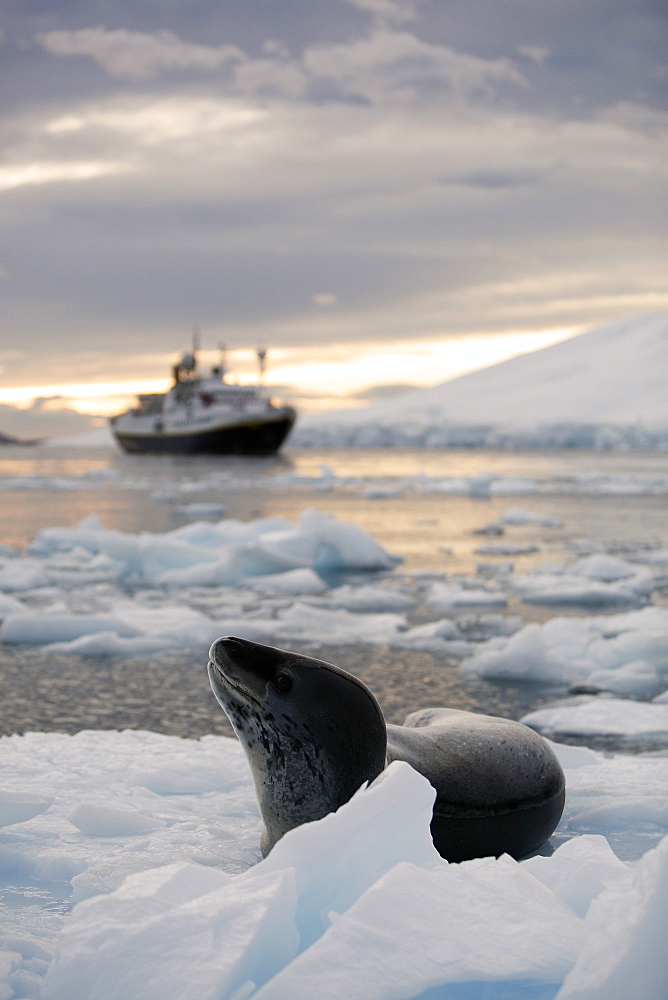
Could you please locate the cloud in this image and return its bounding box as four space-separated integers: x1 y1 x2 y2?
37 26 244 80
233 57 309 99
0 160 133 192
303 28 527 103
1 5 665 389
44 97 267 147
2 80 666 373
312 293 338 307
35 23 527 106
599 101 668 136
342 0 418 25
517 45 550 67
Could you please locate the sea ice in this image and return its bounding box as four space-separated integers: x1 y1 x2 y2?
0 511 403 653
0 789 53 828
0 593 26 619
324 583 417 613
500 507 563 527
0 558 48 592
556 836 668 1000
1 510 666 701
174 502 226 519
4 742 657 1000
522 696 668 742
427 580 507 612
506 554 660 608
462 606 668 699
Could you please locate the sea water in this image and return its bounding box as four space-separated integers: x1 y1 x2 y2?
1 443 667 745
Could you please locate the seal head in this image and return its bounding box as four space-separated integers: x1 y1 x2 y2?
208 636 387 855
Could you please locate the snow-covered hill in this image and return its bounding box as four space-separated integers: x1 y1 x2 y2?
296 314 668 449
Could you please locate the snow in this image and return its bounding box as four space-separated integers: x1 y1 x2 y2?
0 734 665 1000
295 314 668 449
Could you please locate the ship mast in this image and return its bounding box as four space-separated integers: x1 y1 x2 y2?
257 347 267 384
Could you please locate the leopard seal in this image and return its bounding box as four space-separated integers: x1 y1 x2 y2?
207 636 565 862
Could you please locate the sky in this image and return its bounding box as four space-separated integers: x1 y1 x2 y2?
1 0 667 433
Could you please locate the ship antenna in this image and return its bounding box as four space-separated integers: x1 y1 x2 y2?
192 326 200 368
217 341 227 379
257 347 267 384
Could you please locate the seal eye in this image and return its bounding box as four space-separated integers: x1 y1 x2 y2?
273 673 292 693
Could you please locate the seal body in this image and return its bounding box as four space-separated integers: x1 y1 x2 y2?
208 637 565 862
387 708 565 862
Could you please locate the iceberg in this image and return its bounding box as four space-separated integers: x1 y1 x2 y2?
294 314 668 451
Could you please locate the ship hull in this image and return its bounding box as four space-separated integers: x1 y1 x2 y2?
113 414 295 456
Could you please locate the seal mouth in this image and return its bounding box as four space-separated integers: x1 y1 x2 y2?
207 654 264 709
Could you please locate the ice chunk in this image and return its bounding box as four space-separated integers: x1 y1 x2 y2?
0 592 26 618
43 863 299 1000
0 613 143 645
0 790 53 828
552 741 668 853
68 802 164 837
0 557 48 592
522 696 668 741
475 542 538 555
506 553 660 608
325 583 416 612
397 618 460 643
556 835 668 1000
462 606 668 692
522 835 632 917
571 554 638 581
490 477 538 495
508 572 648 608
586 660 664 698
501 507 562 527
42 631 174 655
253 762 440 949
263 509 399 573
246 568 327 595
274 602 407 644
253 857 582 999
174 503 226 519
43 549 125 586
427 580 507 612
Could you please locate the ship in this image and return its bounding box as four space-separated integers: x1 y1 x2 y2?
110 343 296 456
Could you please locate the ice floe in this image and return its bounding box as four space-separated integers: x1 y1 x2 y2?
506 564 659 609
4 460 668 503
0 731 666 1000
462 606 668 694
522 696 668 742
1 511 666 711
426 580 508 612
